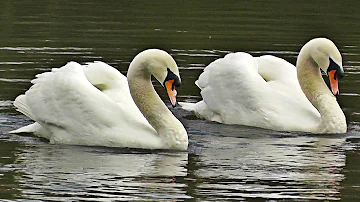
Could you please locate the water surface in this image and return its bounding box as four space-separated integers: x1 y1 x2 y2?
1 1 360 201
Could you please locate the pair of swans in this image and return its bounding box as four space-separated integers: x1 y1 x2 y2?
11 38 347 150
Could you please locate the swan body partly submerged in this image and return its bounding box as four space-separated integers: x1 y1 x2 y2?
180 38 346 134
11 49 188 150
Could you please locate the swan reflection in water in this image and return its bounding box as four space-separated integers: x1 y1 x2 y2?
14 123 347 201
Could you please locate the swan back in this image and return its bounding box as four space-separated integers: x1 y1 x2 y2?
83 62 131 103
83 61 127 90
256 55 301 95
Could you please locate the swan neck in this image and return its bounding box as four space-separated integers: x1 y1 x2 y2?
127 63 170 131
297 56 329 102
127 61 187 149
297 54 346 133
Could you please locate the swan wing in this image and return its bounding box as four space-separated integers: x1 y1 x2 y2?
193 52 320 131
83 61 129 103
256 55 315 104
14 62 160 147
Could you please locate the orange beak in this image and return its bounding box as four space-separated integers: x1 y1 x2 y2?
165 80 177 107
328 70 339 95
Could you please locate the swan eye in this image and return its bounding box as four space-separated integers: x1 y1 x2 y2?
327 58 344 80
163 68 181 88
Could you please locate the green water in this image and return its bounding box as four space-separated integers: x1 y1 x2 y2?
0 1 359 201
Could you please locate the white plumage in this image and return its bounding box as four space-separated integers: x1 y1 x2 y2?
11 49 188 150
181 38 346 134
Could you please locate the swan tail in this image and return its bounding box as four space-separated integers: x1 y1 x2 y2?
11 63 83 134
180 101 223 123
13 94 36 121
179 102 196 111
9 122 42 134
11 94 44 134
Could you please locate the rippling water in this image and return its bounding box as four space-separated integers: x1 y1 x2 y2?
1 0 360 201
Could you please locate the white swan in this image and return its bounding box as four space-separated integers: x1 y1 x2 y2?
180 38 347 133
11 49 188 150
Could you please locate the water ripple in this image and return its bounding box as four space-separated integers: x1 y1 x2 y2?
0 47 93 51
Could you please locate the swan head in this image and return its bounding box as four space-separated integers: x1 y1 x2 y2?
162 67 181 107
129 49 182 107
301 38 344 95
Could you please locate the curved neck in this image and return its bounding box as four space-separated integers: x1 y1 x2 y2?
297 55 346 133
127 62 187 149
297 57 330 102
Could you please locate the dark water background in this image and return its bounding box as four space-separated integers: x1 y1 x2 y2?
0 1 359 201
